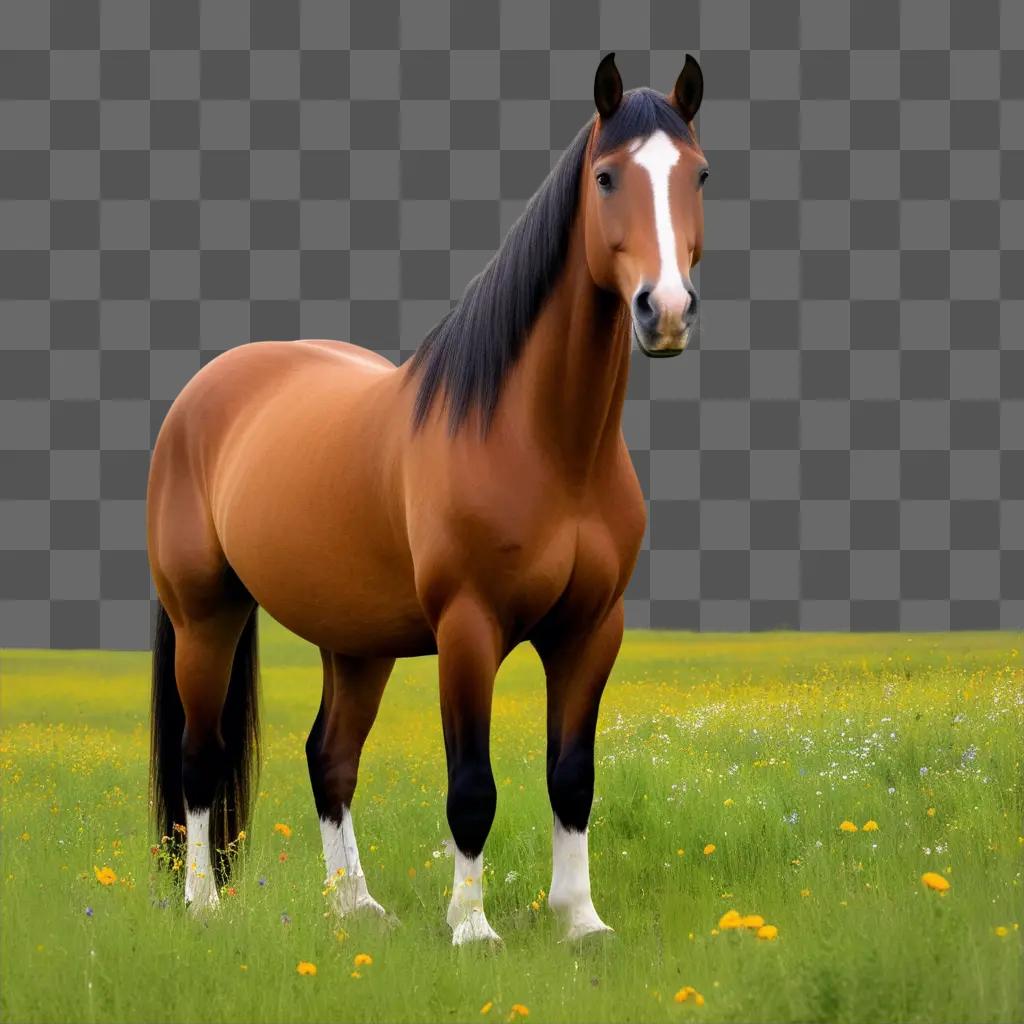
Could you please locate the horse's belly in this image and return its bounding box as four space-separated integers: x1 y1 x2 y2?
232 544 434 658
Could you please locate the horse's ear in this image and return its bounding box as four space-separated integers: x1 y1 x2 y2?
594 52 623 120
672 53 704 124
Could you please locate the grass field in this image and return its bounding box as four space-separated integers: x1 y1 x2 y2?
1 621 1021 1023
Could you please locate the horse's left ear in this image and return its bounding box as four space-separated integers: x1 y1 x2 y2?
672 54 704 125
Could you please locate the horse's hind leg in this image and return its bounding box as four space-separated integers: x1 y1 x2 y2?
306 650 393 917
175 600 254 910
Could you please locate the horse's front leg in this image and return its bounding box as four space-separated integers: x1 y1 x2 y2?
436 594 503 945
534 601 623 941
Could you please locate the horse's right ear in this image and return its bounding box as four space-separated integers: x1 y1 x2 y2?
594 52 623 120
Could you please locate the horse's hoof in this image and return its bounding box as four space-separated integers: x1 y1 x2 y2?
562 921 615 945
451 910 503 947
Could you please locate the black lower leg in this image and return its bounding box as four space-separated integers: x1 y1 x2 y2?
547 737 596 833
181 725 227 813
447 754 497 859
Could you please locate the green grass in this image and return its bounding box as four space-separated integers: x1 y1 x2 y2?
1 622 1022 1024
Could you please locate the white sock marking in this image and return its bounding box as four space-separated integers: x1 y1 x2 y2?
320 809 387 917
632 130 689 313
549 819 611 940
447 848 501 945
184 808 219 910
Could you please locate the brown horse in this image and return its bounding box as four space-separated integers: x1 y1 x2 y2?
147 52 706 944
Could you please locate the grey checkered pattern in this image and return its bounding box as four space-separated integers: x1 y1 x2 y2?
1 0 1022 649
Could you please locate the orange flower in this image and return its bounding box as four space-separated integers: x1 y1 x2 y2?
862 820 879 832
741 914 765 929
353 953 373 967
279 852 288 862
921 871 950 892
296 961 317 976
757 924 779 940
508 1006 529 1020
718 909 743 930
839 821 858 833
273 823 293 838
93 866 117 886
481 1002 493 1015
703 843 716 855
674 986 704 1005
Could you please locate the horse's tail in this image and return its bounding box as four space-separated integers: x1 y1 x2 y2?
149 602 261 884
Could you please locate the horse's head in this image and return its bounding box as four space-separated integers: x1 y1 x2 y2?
584 53 707 357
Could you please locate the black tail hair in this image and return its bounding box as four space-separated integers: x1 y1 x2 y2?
149 602 261 886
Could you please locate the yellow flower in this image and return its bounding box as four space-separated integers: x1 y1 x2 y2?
757 924 779 940
723 798 734 807
994 926 1009 937
508 1005 529 1019
921 871 950 892
19 832 29 841
862 820 879 832
839 821 858 833
273 823 293 838
800 888 811 898
481 1002 493 1015
741 914 765 929
237 830 246 841
296 961 317 976
93 865 117 886
703 843 716 855
718 909 743 930
674 986 704 1005
927 807 936 817
351 971 361 979
676 848 685 857
530 900 540 911
353 953 373 967
239 964 248 971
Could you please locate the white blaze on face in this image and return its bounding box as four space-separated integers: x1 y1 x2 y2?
447 848 501 945
631 130 689 315
320 809 387 917
548 819 612 940
184 807 218 910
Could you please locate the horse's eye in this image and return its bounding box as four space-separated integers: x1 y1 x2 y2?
596 170 614 192
698 167 710 189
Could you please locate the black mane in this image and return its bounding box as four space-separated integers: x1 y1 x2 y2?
410 88 692 433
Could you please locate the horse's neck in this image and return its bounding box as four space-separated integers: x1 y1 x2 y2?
509 225 632 484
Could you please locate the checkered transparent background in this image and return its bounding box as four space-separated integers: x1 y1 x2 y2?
1 0 1022 648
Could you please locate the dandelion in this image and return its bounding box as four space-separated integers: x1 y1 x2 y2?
674 986 704 1005
353 953 373 967
508 1005 529 1020
351 971 362 979
481 1002 493 1015
839 821 858 833
296 961 317 976
757 924 779 940
994 926 1009 937
703 843 716 855
800 889 811 898
723 798 734 807
274 823 293 838
718 909 742 930
741 914 764 929
530 900 540 911
863 820 879 832
19 832 30 841
240 964 248 971
677 848 685 857
93 866 117 886
921 871 950 892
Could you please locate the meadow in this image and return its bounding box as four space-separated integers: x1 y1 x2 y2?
1 620 1021 1024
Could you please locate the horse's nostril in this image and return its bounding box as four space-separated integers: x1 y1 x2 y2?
633 289 659 331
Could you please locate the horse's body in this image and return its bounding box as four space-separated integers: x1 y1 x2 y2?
148 53 706 943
